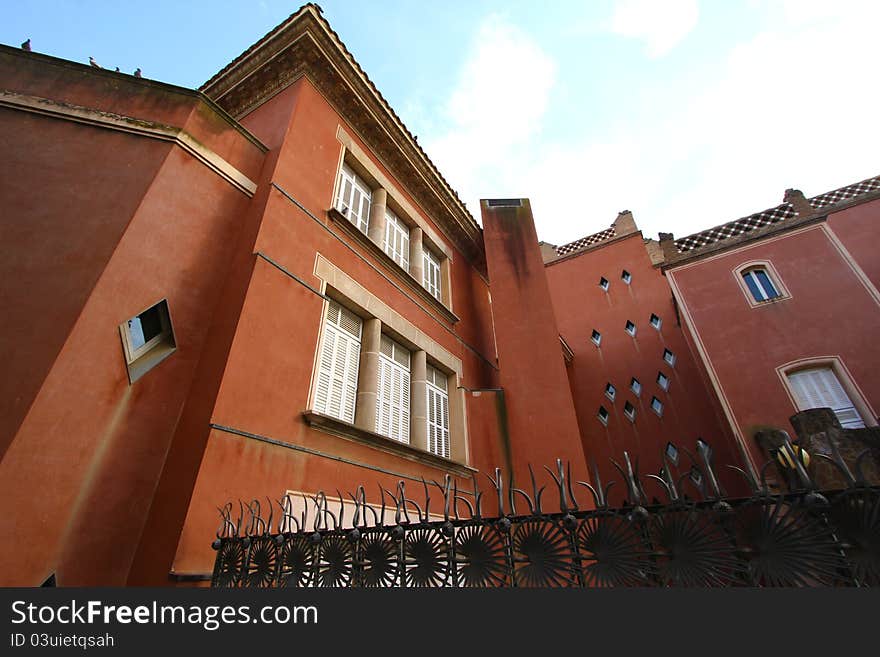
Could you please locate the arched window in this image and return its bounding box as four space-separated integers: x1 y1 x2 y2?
734 261 790 306
778 357 875 429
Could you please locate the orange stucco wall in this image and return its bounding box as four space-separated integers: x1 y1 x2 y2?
168 78 504 580
0 50 265 586
544 234 743 500
667 220 880 467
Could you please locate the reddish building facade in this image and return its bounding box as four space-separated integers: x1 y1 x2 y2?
1 4 877 587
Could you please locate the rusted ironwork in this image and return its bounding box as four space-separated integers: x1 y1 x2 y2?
211 438 880 587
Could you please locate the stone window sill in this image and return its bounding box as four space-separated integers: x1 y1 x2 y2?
302 410 475 478
327 207 459 324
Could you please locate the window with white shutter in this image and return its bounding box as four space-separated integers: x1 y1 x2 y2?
376 335 411 443
313 301 362 423
426 365 450 458
423 248 442 301
335 163 372 234
383 209 410 270
787 367 866 429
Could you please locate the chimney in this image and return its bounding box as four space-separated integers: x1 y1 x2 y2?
783 188 814 217
658 232 678 262
612 210 638 236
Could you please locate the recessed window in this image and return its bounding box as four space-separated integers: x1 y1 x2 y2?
657 372 669 390
591 330 602 346
690 467 703 487
314 301 363 423
119 299 176 383
741 267 781 303
597 406 609 425
426 365 450 458
383 209 410 270
335 163 372 234
651 396 664 416
630 377 641 396
423 248 442 301
377 335 411 444
787 367 866 429
665 442 679 465
650 313 662 329
623 401 636 421
621 270 632 284
605 383 616 401
663 349 676 366
625 320 636 336
599 277 609 291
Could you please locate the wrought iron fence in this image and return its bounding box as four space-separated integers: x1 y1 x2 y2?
211 437 880 587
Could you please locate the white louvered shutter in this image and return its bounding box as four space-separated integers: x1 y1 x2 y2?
426 365 450 458
314 302 362 423
787 367 865 429
335 163 372 234
376 336 411 443
423 248 441 300
383 209 410 270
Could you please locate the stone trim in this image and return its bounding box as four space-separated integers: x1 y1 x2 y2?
313 254 462 377
327 208 459 324
336 126 452 261
302 411 476 478
0 90 259 197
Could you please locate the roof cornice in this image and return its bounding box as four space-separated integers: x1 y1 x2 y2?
200 4 484 266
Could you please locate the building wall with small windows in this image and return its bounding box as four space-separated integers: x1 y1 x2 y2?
540 214 741 497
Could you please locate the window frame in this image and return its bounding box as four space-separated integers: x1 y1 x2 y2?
621 269 632 284
663 349 676 367
630 377 642 396
383 207 410 271
591 329 602 346
599 277 609 291
649 313 662 330
118 298 176 384
423 246 442 302
625 320 637 337
597 405 609 425
657 371 669 391
605 382 616 401
335 162 373 235
623 401 636 422
313 300 363 425
650 396 664 416
777 356 876 428
733 260 791 307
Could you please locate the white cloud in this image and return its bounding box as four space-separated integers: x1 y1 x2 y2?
424 15 557 222
421 4 880 247
607 0 699 58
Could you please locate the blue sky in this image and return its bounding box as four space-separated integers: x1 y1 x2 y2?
4 1 879 245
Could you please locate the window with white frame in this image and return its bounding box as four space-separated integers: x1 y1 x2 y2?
621 270 632 284
649 313 662 330
630 377 641 396
376 335 411 443
599 277 609 291
314 301 362 423
741 267 781 303
119 299 176 383
597 406 609 425
591 330 602 346
383 208 410 270
663 349 676 367
423 247 442 301
625 320 636 336
657 371 669 390
624 401 636 421
335 163 372 234
787 367 866 429
426 365 450 458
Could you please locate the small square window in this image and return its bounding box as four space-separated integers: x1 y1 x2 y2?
650 313 662 329
591 330 602 346
665 442 679 465
657 372 669 390
690 467 703 487
625 320 636 336
599 277 609 291
623 401 636 421
651 396 664 416
597 406 609 425
663 349 676 366
630 378 641 395
605 383 616 401
119 299 176 383
621 270 632 284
